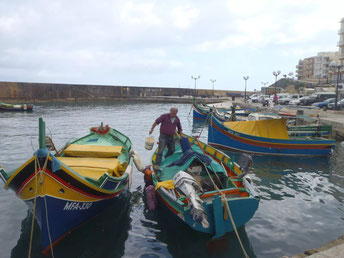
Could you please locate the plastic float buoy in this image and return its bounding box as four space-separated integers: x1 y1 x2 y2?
145 185 158 211
143 166 153 186
132 151 144 172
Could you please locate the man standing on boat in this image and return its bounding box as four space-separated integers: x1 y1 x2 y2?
149 107 183 170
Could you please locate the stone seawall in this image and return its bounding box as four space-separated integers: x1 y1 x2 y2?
0 81 243 102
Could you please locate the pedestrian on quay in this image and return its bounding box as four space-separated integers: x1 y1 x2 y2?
273 94 278 105
149 107 183 170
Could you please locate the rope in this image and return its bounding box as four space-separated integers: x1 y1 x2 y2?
197 112 211 139
188 103 193 117
28 155 38 258
28 153 54 258
203 165 249 258
195 130 249 258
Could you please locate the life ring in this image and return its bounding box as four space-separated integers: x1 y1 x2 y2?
91 125 110 135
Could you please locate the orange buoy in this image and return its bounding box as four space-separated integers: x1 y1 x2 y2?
144 167 153 186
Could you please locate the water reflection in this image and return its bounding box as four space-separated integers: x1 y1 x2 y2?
11 193 132 258
141 194 256 258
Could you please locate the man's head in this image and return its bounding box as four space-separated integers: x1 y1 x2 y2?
170 107 178 118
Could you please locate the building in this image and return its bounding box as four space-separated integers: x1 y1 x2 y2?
314 52 339 84
296 59 304 80
303 57 315 80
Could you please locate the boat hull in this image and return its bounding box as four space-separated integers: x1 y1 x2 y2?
156 188 259 235
24 191 129 253
193 108 208 120
208 116 335 156
4 152 132 252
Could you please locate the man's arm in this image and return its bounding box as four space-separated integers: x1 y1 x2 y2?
177 119 182 136
149 121 157 135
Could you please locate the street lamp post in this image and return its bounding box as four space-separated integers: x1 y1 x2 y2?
210 79 216 96
330 61 342 110
272 70 281 103
243 76 249 103
191 75 200 96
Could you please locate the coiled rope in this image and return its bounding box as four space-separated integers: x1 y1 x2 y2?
28 153 55 258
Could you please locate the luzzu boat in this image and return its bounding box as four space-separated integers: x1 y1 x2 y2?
208 114 335 156
192 98 252 120
0 102 33 111
0 118 134 254
144 134 259 239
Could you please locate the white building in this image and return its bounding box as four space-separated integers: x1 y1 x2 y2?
314 52 338 83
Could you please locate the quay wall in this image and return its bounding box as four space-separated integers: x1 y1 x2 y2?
0 81 244 102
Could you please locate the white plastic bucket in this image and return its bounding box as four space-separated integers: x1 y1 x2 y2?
145 136 155 150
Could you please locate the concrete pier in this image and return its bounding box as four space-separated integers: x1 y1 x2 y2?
284 235 344 257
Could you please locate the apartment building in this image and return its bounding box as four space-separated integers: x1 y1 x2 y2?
296 59 304 80
303 57 315 80
314 52 339 83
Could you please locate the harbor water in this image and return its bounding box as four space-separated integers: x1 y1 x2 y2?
0 102 343 258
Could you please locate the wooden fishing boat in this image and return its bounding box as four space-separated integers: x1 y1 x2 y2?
208 115 335 156
143 134 259 239
0 118 135 254
0 102 33 111
192 98 251 120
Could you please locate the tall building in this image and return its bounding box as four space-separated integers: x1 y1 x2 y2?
303 57 315 80
296 59 304 80
314 52 338 84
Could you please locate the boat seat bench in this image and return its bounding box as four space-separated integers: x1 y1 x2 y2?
57 156 123 179
63 144 123 158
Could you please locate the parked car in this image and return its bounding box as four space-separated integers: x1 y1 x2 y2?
311 98 335 110
277 94 291 105
250 94 261 103
299 95 317 106
279 94 303 105
328 98 344 110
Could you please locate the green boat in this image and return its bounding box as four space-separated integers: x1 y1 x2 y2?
143 134 260 239
0 118 136 254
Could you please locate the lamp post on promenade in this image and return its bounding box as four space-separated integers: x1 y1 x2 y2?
191 75 200 96
243 76 249 103
210 79 216 96
329 61 342 110
273 70 281 104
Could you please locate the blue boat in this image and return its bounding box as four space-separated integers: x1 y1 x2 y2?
208 115 335 156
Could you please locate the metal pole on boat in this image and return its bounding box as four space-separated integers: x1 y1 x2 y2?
191 75 200 97
329 61 342 110
243 76 249 103
210 79 216 97
39 117 46 149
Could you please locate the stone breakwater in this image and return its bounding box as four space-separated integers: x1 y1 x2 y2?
0 81 242 103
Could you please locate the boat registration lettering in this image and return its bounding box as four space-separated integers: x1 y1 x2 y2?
63 202 92 211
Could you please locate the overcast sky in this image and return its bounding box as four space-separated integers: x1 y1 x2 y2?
0 0 343 92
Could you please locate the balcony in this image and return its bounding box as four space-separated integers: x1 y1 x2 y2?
338 40 344 47
338 28 344 34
